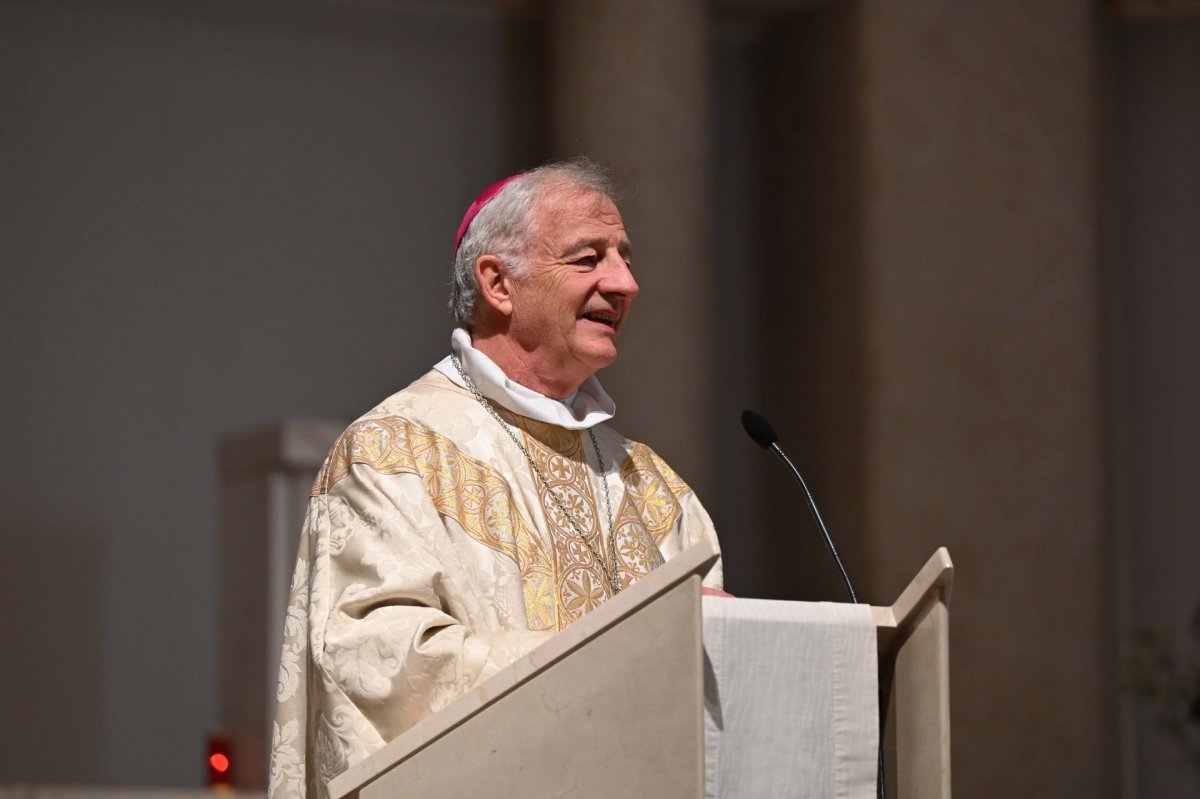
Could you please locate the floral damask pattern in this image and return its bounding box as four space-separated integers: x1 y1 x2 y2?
314 416 558 630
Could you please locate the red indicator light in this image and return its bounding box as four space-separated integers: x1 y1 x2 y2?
206 730 234 789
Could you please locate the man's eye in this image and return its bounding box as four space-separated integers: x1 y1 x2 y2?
571 255 598 267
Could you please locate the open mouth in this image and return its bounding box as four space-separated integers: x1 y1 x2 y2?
581 312 618 329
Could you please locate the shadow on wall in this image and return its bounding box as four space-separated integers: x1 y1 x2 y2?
0 531 104 782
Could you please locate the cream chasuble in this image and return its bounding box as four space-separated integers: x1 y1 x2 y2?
269 338 723 799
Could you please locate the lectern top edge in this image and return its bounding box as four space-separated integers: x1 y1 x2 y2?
890 547 953 626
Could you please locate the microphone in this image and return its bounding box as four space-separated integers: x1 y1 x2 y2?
742 411 888 799
740 410 859 604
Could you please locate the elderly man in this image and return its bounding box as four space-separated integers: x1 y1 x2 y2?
268 159 724 799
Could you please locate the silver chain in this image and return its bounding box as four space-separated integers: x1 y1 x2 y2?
452 356 620 594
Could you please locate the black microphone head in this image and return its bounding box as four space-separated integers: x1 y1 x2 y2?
741 409 778 449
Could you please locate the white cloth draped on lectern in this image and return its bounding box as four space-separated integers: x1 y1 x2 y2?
702 598 879 799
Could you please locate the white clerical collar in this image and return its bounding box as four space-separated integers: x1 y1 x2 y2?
433 328 616 430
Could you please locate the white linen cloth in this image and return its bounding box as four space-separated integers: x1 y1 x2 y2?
702 598 879 799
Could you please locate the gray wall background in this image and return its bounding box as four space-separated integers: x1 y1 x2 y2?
0 0 510 785
0 1 1197 796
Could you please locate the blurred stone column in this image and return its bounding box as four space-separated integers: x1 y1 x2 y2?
767 1 1114 796
549 0 713 497
858 3 1113 796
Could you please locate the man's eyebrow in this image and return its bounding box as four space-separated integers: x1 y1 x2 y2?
563 237 633 259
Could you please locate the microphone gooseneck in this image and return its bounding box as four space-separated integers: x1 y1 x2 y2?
742 409 886 799
741 409 859 605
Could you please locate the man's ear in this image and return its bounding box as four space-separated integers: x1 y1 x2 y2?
475 254 515 317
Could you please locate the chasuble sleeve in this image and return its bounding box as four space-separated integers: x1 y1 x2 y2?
273 460 552 797
319 462 550 737
680 492 724 591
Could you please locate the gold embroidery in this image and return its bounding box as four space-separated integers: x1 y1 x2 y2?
515 418 615 627
604 444 687 588
619 443 689 542
515 427 692 598
310 418 694 630
313 417 557 631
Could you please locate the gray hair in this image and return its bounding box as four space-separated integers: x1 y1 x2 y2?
449 158 616 330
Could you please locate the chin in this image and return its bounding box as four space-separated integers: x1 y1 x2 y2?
578 345 617 372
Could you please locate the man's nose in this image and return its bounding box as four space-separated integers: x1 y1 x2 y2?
601 255 639 298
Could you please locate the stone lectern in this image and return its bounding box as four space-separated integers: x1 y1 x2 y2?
326 542 953 799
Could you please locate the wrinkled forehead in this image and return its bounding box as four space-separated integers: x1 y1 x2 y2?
528 183 626 245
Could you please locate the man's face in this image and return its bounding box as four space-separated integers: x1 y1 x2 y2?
506 187 638 391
